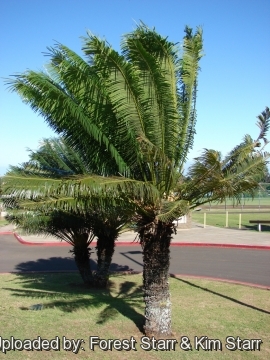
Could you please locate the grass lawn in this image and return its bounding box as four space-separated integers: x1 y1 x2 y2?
201 197 270 209
192 211 270 232
0 273 269 359
0 218 9 227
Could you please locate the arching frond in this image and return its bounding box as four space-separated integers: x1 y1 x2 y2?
157 199 189 223
28 138 90 175
6 70 129 176
82 34 147 170
177 26 204 169
184 146 269 206
2 173 160 214
256 106 270 145
8 209 95 246
122 23 180 161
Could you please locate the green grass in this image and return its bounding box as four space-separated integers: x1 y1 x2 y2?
201 197 270 209
192 212 270 231
0 218 9 227
0 273 269 359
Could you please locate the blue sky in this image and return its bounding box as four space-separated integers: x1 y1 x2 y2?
0 0 269 175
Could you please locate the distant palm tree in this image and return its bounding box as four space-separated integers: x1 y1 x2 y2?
3 23 269 337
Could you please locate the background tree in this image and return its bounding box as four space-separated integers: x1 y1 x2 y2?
6 137 136 287
9 209 96 284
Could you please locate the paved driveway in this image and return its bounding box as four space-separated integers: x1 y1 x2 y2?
1 234 270 287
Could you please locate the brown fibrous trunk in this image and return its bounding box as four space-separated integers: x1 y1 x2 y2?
71 233 94 285
139 219 175 338
94 235 115 288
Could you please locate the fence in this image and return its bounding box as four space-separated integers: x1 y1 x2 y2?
192 211 270 231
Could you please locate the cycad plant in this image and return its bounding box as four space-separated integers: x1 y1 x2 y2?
6 137 136 287
3 23 269 336
9 209 96 284
185 107 270 208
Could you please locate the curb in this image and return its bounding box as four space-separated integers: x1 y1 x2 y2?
14 232 70 246
1 231 270 250
13 232 141 247
169 243 270 250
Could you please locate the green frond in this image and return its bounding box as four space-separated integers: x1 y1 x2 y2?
184 146 269 206
122 24 180 161
222 135 254 171
46 44 108 113
223 108 270 174
255 106 270 145
157 199 189 223
6 70 129 176
224 152 269 183
7 210 95 246
2 173 160 214
83 34 145 134
188 149 222 181
177 26 204 169
83 34 154 175
28 137 90 175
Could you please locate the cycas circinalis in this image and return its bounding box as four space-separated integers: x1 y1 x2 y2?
8 209 96 284
5 137 137 287
3 22 269 336
2 24 203 336
179 126 269 210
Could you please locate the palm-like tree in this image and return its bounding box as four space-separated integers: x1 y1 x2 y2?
185 129 270 209
6 137 136 287
9 209 96 284
3 23 269 337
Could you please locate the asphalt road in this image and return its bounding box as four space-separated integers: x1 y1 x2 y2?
1 234 270 287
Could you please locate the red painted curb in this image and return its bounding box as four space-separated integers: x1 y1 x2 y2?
1 231 270 250
14 232 70 246
13 233 142 247
169 243 270 250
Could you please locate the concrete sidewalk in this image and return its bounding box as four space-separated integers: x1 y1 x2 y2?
1 223 270 249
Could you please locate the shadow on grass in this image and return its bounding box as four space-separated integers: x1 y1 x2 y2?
243 224 270 232
4 264 145 332
171 276 270 315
